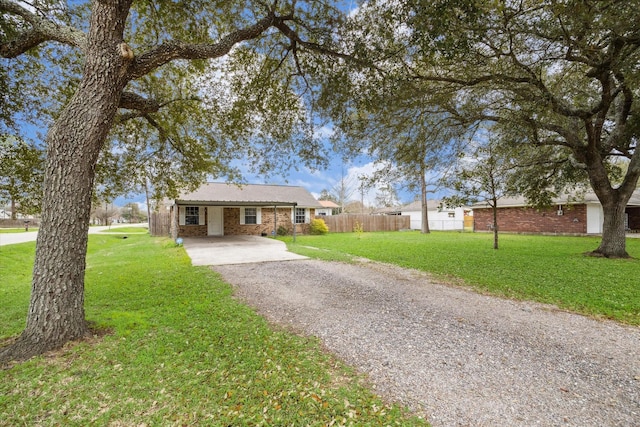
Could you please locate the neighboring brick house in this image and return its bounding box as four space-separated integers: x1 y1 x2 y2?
472 192 640 235
169 183 324 239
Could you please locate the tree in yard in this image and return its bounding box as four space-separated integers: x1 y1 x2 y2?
318 189 336 203
0 135 44 219
444 132 521 249
343 200 367 214
121 202 143 223
325 78 469 233
0 0 355 363
351 0 640 257
92 202 118 226
374 183 401 208
329 163 359 214
317 2 474 234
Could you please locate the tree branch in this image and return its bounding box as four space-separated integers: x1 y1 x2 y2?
118 91 163 113
272 20 350 62
0 0 87 57
128 12 277 79
116 92 200 123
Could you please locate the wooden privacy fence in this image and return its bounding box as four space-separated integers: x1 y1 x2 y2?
322 214 410 233
149 212 409 235
150 211 171 236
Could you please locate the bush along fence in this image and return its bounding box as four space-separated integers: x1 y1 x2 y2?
322 214 410 233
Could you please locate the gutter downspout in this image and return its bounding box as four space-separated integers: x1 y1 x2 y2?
274 205 277 237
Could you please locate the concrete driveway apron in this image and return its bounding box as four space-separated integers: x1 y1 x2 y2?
181 235 308 266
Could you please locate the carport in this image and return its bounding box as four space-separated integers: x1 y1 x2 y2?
181 235 308 266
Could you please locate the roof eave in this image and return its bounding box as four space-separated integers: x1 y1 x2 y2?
175 200 299 207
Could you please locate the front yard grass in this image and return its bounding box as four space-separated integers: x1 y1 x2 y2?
284 231 640 325
0 228 37 233
0 235 426 426
98 226 149 233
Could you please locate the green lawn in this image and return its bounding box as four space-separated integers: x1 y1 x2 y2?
98 226 149 233
0 228 37 233
0 235 426 426
284 231 640 325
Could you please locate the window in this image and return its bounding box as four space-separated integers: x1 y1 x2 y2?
240 207 261 225
295 208 306 224
244 207 257 224
185 206 199 225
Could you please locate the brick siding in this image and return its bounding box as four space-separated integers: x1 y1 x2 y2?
177 224 208 237
473 204 587 234
223 207 312 235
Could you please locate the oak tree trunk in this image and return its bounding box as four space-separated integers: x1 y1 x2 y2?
0 1 132 364
10 190 16 220
591 200 629 258
492 202 499 250
582 146 635 259
420 169 430 234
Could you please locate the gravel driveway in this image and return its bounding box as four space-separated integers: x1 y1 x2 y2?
213 259 640 427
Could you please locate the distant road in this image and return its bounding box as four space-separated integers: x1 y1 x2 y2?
0 223 148 246
0 231 39 246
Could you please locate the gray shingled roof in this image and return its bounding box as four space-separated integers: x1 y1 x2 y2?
175 183 323 208
471 190 640 208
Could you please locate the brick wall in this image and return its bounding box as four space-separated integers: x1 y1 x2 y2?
223 207 270 235
177 224 208 237
223 207 313 236
473 204 587 234
261 207 313 235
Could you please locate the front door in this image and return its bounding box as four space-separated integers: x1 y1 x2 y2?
207 207 223 236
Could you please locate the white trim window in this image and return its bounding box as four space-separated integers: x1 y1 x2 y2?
185 206 200 225
179 206 204 226
294 207 309 224
240 207 261 225
245 207 257 224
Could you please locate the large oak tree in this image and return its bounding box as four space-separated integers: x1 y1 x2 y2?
325 0 640 257
0 0 351 363
411 0 640 257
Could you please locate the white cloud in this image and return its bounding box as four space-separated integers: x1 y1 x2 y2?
313 124 334 140
344 161 385 205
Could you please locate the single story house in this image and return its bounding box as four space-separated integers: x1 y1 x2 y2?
169 183 324 239
472 191 640 234
316 200 340 216
378 199 471 231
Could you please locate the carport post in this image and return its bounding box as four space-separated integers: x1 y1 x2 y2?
293 202 297 242
274 205 277 237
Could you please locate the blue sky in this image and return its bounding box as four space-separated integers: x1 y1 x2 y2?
115 144 418 209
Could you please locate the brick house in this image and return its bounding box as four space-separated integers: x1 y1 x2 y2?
472 192 640 235
169 183 324 239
